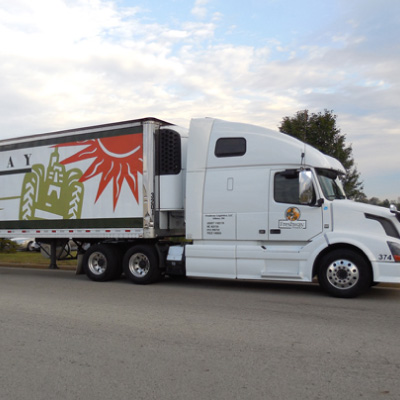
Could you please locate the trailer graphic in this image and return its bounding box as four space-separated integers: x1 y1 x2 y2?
15 131 144 222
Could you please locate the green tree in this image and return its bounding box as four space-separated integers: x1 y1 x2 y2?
0 238 17 253
279 109 365 200
360 197 399 209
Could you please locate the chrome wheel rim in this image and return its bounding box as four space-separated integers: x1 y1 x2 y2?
129 253 150 278
326 259 359 289
88 252 107 276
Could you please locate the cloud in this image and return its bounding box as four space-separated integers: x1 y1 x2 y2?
0 0 398 199
191 0 211 18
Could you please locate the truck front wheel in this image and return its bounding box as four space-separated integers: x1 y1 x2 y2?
83 244 120 282
123 245 161 284
318 249 372 298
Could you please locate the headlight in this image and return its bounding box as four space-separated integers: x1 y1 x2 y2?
388 242 400 262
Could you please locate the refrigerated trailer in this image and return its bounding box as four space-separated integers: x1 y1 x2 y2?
1 117 399 297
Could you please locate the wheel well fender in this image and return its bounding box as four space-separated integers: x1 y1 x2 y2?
312 243 372 279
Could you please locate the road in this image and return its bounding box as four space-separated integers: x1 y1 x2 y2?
0 266 399 400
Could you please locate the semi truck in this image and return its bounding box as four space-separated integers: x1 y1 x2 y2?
1 117 399 298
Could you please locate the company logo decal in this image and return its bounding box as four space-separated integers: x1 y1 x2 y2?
279 206 306 229
285 207 300 221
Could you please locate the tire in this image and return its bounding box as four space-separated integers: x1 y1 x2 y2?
123 245 161 284
318 249 372 298
27 241 36 252
83 244 120 282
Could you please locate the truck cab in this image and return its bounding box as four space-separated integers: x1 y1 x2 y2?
183 118 400 297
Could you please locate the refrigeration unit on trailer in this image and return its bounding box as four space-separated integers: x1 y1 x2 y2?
1 117 399 297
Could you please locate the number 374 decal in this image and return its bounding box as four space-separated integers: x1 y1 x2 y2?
378 254 393 261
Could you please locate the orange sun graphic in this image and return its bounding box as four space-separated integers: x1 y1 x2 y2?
56 133 143 210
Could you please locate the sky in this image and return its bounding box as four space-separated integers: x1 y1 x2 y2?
0 0 399 200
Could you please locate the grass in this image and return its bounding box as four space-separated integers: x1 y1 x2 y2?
0 250 78 267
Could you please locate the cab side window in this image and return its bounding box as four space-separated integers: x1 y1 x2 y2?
274 171 300 204
274 170 317 204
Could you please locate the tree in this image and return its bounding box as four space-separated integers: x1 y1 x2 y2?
360 196 400 210
278 109 365 200
0 238 17 253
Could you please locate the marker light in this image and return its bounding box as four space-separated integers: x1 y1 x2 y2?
388 242 400 262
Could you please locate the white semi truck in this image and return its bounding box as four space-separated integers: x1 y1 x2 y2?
1 117 399 297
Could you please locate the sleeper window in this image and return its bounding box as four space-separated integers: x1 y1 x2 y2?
215 138 246 157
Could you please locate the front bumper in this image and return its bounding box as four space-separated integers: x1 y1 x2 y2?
372 261 400 283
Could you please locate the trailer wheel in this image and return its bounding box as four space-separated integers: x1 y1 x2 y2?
83 244 120 282
318 249 372 298
123 245 161 284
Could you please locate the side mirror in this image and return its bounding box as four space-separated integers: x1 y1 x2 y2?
390 204 400 222
299 170 315 205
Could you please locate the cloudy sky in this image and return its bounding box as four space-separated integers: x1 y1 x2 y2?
0 0 399 200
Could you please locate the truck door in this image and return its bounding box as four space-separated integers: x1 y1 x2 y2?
268 169 323 241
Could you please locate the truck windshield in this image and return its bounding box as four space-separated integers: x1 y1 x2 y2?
316 168 346 200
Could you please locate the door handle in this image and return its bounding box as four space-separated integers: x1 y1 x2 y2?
270 229 281 234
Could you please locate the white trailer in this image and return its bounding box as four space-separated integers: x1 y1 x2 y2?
1 117 399 297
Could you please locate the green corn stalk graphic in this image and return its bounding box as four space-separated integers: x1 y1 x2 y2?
18 148 84 220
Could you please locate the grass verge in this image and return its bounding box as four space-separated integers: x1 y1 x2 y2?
0 251 77 268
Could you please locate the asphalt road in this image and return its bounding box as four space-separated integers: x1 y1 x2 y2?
0 266 399 400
